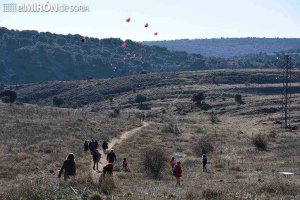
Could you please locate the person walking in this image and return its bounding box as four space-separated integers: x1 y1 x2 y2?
122 158 129 171
202 153 208 172
107 149 117 163
174 162 182 186
102 141 108 153
93 149 101 171
58 153 76 181
170 157 176 169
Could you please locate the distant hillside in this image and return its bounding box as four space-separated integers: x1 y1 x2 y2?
0 27 223 84
12 70 300 108
144 38 300 58
1 27 299 84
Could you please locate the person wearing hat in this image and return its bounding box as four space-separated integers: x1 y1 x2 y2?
107 149 117 164
174 161 182 186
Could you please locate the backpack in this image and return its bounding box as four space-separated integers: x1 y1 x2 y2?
172 167 176 176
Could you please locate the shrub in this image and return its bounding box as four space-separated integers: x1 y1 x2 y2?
52 96 64 107
88 192 103 200
252 134 267 151
0 90 17 103
99 174 115 195
202 189 223 199
193 137 214 156
1 96 10 103
141 147 168 179
163 118 181 135
234 94 243 104
135 94 147 105
140 70 148 74
210 112 220 124
192 92 205 105
109 108 121 118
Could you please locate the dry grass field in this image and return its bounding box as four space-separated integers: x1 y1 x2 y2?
1 70 300 199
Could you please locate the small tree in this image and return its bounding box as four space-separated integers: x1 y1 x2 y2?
0 90 17 103
135 94 147 105
234 94 243 104
141 147 168 179
192 92 205 105
52 96 64 107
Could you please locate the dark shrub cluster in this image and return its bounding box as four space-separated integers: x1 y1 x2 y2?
252 134 267 151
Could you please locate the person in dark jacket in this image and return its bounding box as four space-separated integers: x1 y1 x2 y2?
174 162 182 186
94 140 99 149
58 153 76 181
93 149 101 171
107 149 117 163
84 141 89 151
89 139 95 152
202 153 208 172
102 141 108 153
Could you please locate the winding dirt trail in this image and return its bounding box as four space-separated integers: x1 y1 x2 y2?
91 121 150 180
100 121 149 165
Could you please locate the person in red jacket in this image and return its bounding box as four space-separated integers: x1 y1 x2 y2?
174 161 182 186
122 158 129 171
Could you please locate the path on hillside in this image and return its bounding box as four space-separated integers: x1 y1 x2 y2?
91 121 150 180
100 121 149 165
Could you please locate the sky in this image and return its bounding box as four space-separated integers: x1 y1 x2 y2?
1 0 300 41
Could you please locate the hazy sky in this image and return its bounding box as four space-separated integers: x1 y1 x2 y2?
1 0 300 41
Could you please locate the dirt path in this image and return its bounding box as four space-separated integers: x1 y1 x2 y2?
91 121 150 179
100 121 149 165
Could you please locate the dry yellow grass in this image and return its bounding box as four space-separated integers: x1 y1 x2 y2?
1 71 300 199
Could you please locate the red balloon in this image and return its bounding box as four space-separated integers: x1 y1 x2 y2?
126 18 131 23
144 23 149 28
154 32 158 36
122 42 127 48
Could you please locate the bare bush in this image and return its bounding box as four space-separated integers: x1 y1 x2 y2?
202 188 223 199
108 108 121 118
88 192 103 200
193 137 214 156
252 134 267 151
163 118 181 135
99 174 115 195
141 147 168 179
210 112 220 124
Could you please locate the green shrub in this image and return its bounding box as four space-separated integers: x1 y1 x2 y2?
135 94 147 105
234 94 243 104
192 92 205 105
0 90 17 103
53 96 64 107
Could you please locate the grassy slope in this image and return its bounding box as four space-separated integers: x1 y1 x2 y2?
1 70 300 199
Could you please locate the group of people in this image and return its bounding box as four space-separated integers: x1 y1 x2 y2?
170 153 208 186
58 141 208 186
